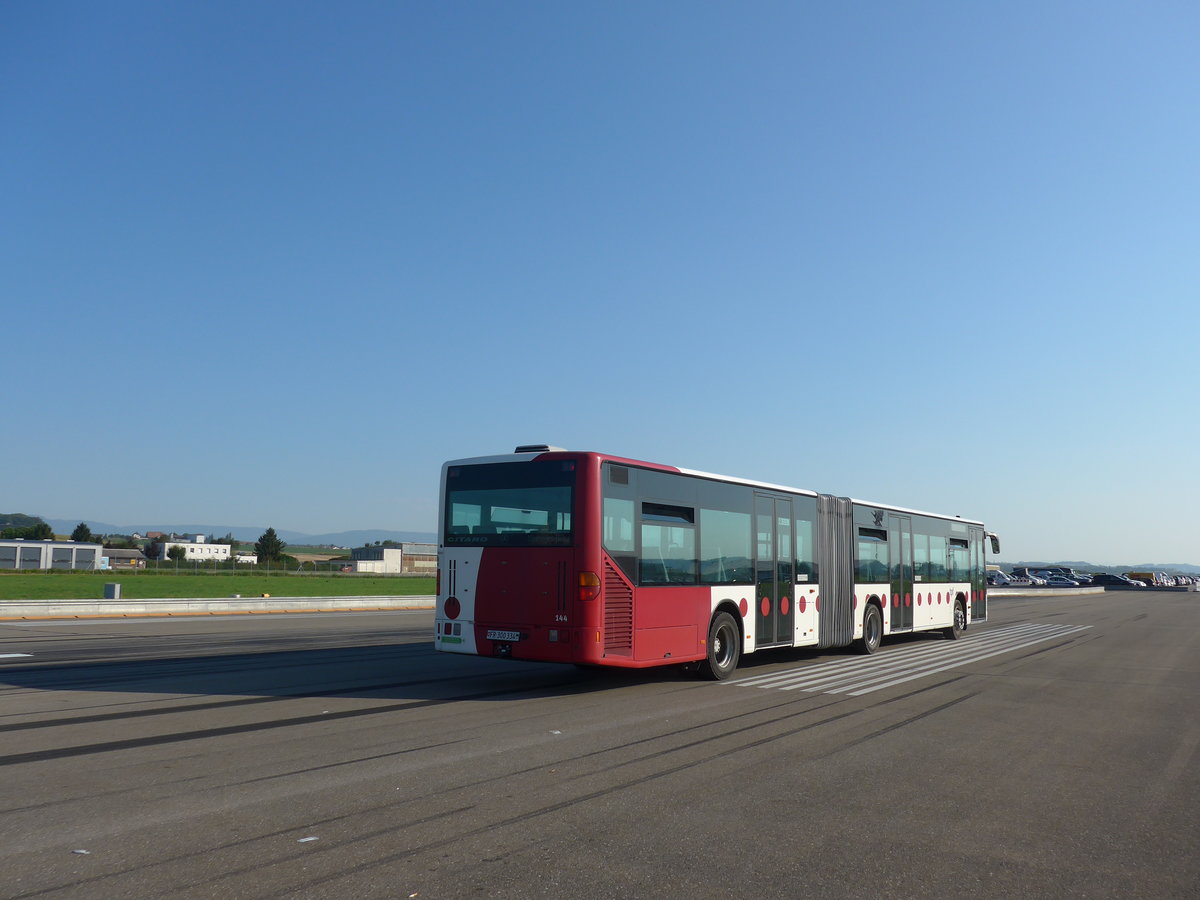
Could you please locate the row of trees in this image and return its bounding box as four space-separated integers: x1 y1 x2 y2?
4 517 145 547
5 514 304 570
2 522 54 540
4 516 292 566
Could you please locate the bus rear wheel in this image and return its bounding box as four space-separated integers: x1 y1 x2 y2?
858 604 882 655
943 600 966 640
698 611 740 681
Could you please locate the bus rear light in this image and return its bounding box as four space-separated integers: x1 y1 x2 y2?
436 567 441 596
578 571 601 602
445 596 461 619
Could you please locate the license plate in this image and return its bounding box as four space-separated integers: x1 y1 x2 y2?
486 629 521 642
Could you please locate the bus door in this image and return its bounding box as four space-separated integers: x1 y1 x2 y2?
970 526 987 621
888 514 913 631
755 495 794 647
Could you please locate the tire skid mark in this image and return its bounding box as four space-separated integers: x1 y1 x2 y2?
0 670 506 734
10 676 975 896
0 680 584 768
254 682 979 896
7 804 477 900
813 692 978 758
230 738 470 786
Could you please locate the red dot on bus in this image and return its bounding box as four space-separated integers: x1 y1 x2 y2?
445 596 461 620
905 593 911 607
799 596 807 614
815 596 821 612
781 596 790 615
761 597 770 617
893 593 899 608
739 598 748 617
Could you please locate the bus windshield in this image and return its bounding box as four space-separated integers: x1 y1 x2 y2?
444 460 575 547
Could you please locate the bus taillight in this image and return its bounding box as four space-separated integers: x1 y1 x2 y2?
579 571 601 603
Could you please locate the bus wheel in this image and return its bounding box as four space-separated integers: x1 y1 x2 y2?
698 612 740 681
943 601 966 640
858 604 882 655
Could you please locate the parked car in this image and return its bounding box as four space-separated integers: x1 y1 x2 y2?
987 571 1012 586
1015 573 1046 585
1089 573 1138 586
1045 575 1080 586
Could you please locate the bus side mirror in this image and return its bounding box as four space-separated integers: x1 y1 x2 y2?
988 533 1000 555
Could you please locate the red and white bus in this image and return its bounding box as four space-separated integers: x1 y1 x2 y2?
435 445 999 680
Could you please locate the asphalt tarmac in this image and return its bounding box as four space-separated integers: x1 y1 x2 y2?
1 592 1196 898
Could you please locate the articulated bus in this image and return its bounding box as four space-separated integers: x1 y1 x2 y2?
435 445 1000 680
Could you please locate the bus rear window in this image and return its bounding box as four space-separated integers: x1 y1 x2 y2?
444 461 575 547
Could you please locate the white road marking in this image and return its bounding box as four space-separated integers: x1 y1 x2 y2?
730 623 1091 696
0 653 33 658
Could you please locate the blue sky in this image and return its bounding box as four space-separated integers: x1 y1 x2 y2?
4 1 1197 564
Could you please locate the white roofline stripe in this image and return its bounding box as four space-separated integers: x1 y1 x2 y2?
444 452 985 527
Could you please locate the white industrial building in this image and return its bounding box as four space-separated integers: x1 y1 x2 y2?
0 540 105 570
157 534 232 562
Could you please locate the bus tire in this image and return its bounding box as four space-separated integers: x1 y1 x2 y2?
858 603 882 655
943 600 966 640
698 611 740 681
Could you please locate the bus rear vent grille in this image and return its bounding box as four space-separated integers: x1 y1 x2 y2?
603 561 633 655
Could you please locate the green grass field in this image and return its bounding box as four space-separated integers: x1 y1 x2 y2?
0 572 435 601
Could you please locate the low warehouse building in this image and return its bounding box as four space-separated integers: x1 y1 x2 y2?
349 543 436 574
0 540 105 570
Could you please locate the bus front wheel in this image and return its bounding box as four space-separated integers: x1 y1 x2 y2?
698 612 740 681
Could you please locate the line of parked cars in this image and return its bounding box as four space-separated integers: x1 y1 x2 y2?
988 567 1199 588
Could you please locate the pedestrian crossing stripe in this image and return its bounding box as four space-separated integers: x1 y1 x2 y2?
728 622 1090 696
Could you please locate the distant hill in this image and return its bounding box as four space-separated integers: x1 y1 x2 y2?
44 519 435 547
1 513 45 529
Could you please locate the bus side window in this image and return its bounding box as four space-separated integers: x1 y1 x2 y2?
795 510 816 582
640 503 697 585
699 508 751 584
928 535 947 580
